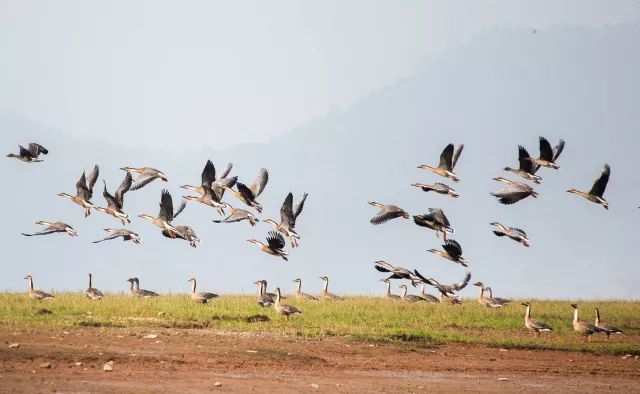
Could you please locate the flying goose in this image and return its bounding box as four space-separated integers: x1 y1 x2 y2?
24 275 54 300
226 168 269 213
7 143 48 163
374 260 421 286
212 203 258 227
382 279 401 301
95 172 133 225
413 208 454 240
413 270 471 299
567 164 610 210
247 231 289 261
571 304 596 342
274 287 302 320
138 189 184 235
399 284 426 303
84 273 104 300
490 177 538 205
180 160 236 203
163 225 200 248
93 228 140 244
58 165 99 217
319 276 344 301
411 182 459 198
525 137 565 170
265 192 308 247
22 221 78 237
417 143 464 182
128 277 159 297
521 302 553 337
121 166 168 191
368 202 409 225
428 239 469 267
182 160 230 215
187 278 219 303
293 278 317 300
503 145 542 184
255 280 275 307
490 222 530 247
594 307 623 340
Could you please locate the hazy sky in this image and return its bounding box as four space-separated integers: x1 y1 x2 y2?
2 1 640 150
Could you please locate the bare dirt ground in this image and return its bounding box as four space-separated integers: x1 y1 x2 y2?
0 326 638 393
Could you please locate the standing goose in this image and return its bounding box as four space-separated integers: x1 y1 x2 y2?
399 284 425 303
418 143 464 182
413 208 454 240
182 160 230 215
525 137 565 170
265 192 308 247
138 189 183 235
368 202 409 225
95 172 133 225
503 145 542 184
411 182 459 198
382 279 401 301
180 160 236 201
490 177 538 205
254 280 275 307
121 166 168 191
521 302 553 337
24 275 54 300
293 278 317 300
428 239 469 267
247 231 289 261
485 287 511 307
413 270 471 299
490 222 530 247
473 282 491 307
128 277 159 297
93 228 140 244
418 283 440 303
273 287 301 321
58 165 99 217
594 308 623 340
7 143 48 163
319 276 344 301
567 164 610 210
84 273 104 300
187 278 219 303
226 168 269 213
212 203 258 227
571 304 596 342
22 221 78 237
374 260 421 286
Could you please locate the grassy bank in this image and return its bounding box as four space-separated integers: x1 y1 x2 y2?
0 293 638 355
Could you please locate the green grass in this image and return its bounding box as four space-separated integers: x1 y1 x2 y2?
1 292 638 355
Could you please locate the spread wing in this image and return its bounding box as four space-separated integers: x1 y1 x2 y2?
553 139 565 161
438 143 454 170
538 137 553 161
236 182 256 201
158 189 174 221
18 145 33 158
518 145 536 174
85 165 100 198
293 193 308 220
452 144 464 169
130 174 157 191
428 208 449 226
249 168 269 198
588 164 610 198
491 189 531 205
102 180 118 208
173 198 187 218
370 206 403 225
266 231 286 250
280 192 295 227
76 171 90 199
509 227 527 237
115 172 132 206
217 162 233 180
211 176 237 201
443 240 462 259
453 272 471 291
201 160 216 187
28 143 48 157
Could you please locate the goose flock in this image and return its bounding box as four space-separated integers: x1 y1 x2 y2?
7 137 626 340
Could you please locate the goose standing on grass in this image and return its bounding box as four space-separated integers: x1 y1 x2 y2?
399 284 425 303
182 160 230 215
368 202 409 225
374 260 421 285
411 182 459 198
567 164 610 210
84 273 104 300
187 278 218 304
22 221 78 237
413 270 471 300
293 279 317 300
485 287 511 307
571 304 596 342
413 208 454 240
594 308 623 340
525 137 565 170
128 277 159 297
24 275 54 300
490 222 530 247
226 168 269 213
503 145 542 184
428 239 470 267
490 177 538 205
418 143 464 182
473 282 491 307
382 279 401 301
521 302 553 337
255 280 275 307
265 192 308 247
138 189 183 235
319 276 343 301
93 228 140 244
180 160 237 202
274 287 301 321
95 172 133 225
7 143 48 163
58 165 99 217
247 231 289 261
121 166 168 191
212 203 258 227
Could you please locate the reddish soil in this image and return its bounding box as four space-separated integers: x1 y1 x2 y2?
0 326 638 393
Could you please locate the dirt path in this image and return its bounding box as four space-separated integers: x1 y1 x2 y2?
0 326 638 393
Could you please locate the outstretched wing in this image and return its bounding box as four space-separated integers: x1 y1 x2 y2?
509 227 527 237
201 160 216 187
28 143 48 157
114 172 132 207
428 208 450 226
517 145 536 174
452 144 464 169
158 189 174 221
294 193 308 220
130 174 156 191
266 231 286 250
370 206 403 225
453 272 471 291
102 180 118 208
174 198 187 218
19 145 33 158
588 164 610 198
538 137 553 161
280 192 295 227
553 139 565 161
491 189 530 205
438 144 454 170
76 171 90 199
443 240 462 259
211 176 237 201
249 168 269 198
236 182 256 201
217 162 233 180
